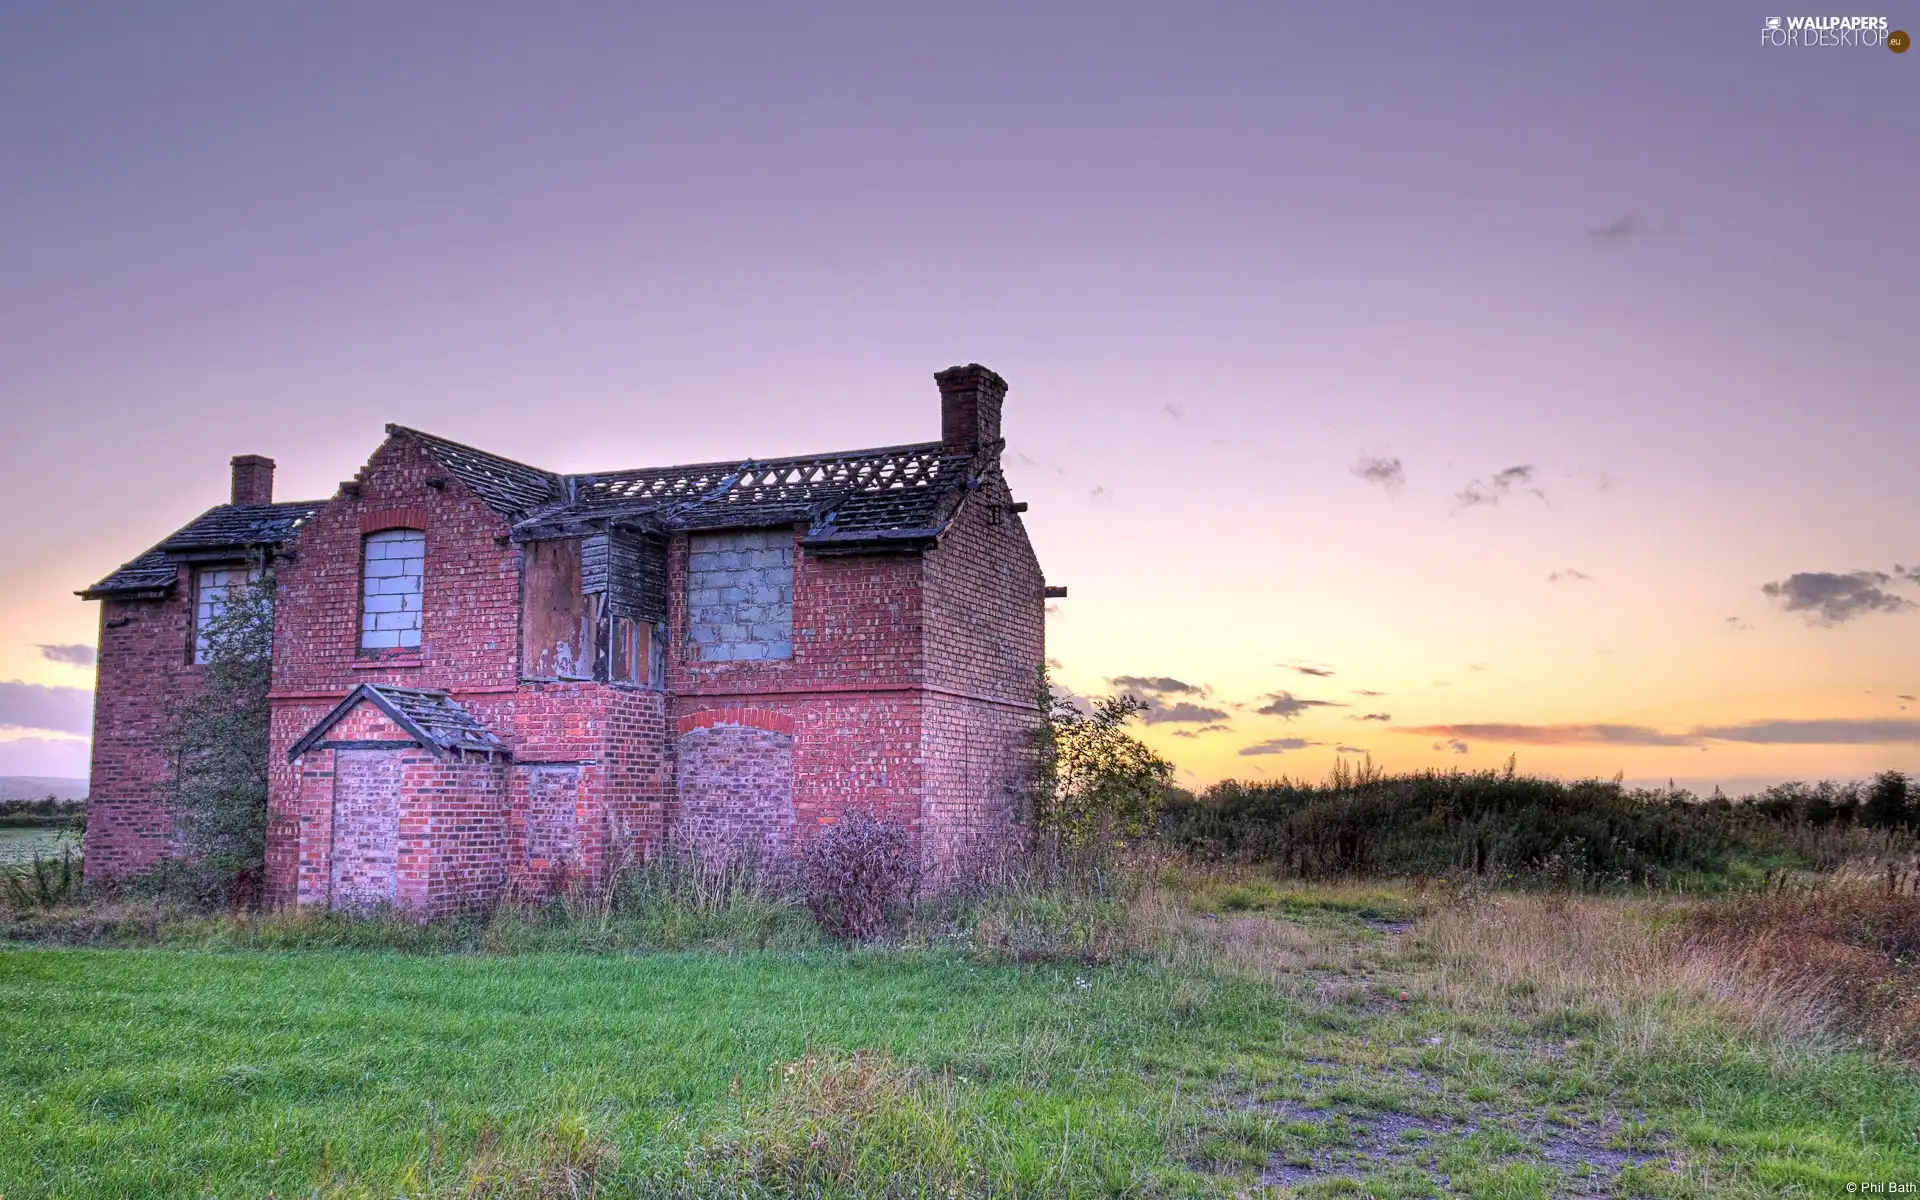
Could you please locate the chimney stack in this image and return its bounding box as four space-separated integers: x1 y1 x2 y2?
936 363 1008 455
230 455 275 506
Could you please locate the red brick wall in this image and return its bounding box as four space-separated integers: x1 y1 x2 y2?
101 425 1044 912
330 747 404 911
674 717 795 865
667 528 932 857
270 436 522 695
918 465 1046 871
407 753 509 917
83 568 201 881
667 529 926 693
268 434 523 906
602 686 671 861
289 697 413 907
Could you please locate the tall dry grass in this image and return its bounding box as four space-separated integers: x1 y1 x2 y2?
1415 887 1899 1065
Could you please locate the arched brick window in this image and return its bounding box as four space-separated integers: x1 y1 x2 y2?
360 529 425 651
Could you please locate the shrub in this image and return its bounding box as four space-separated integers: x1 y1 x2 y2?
1686 881 1920 1058
1032 669 1173 852
800 812 918 942
1157 757 1839 884
1865 770 1914 830
163 573 274 905
1 847 81 910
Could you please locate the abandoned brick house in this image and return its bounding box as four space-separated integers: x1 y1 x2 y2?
80 365 1048 916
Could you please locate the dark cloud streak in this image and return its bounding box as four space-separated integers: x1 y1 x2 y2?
1761 570 1915 625
0 681 93 736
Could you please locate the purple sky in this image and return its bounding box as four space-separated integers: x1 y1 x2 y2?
2 2 1915 787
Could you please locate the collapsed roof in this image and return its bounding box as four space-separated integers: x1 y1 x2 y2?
387 425 987 554
82 417 996 597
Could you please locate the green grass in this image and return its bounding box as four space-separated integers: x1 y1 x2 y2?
0 948 1260 1197
0 825 78 866
2 886 1918 1196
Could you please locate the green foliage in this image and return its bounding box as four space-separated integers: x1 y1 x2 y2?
1159 758 1910 885
1 846 80 910
1030 668 1173 852
1864 770 1913 830
0 797 86 830
164 573 274 905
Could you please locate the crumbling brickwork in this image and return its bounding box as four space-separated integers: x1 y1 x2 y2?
86 363 1048 917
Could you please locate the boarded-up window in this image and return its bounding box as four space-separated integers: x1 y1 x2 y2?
687 530 794 662
523 538 598 679
360 529 425 651
610 617 651 685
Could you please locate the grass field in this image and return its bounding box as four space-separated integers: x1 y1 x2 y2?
0 825 78 867
4 884 1918 1198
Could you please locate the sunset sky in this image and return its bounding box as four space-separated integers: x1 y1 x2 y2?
2 3 1914 791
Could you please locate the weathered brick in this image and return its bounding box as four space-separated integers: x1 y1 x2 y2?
87 366 1048 915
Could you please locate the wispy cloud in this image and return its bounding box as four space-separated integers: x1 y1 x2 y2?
1761 570 1915 625
1435 739 1470 754
1351 712 1391 722
1547 568 1591 583
1256 691 1345 720
1088 485 1113 502
1400 717 1920 747
1334 745 1369 754
1163 403 1185 421
1240 737 1319 756
1350 454 1406 496
1589 212 1653 240
1140 701 1231 725
1110 675 1205 696
1452 465 1546 513
0 682 94 736
1285 663 1334 678
1352 689 1385 698
36 644 95 667
1692 719 1920 745
1402 722 1696 747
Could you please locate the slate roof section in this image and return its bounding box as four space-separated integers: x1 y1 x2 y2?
81 501 324 598
287 684 508 760
511 440 984 551
158 503 326 553
88 421 993 601
387 426 561 521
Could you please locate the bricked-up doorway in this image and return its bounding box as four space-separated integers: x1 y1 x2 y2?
331 749 402 911
675 724 795 866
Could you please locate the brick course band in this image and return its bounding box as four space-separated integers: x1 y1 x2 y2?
675 707 797 737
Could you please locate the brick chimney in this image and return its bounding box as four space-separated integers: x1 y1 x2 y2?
936 364 1008 455
230 455 275 506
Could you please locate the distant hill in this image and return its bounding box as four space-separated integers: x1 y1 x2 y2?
0 776 88 802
